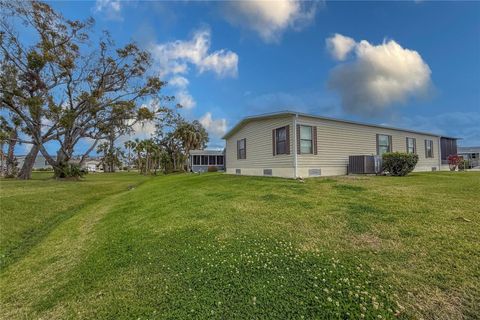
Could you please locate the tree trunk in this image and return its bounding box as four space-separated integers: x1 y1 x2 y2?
0 143 5 177
52 148 70 178
5 131 18 178
17 144 40 180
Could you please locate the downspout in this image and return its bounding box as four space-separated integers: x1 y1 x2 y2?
437 136 442 170
293 114 298 178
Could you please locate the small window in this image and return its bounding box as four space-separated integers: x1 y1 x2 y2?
235 169 241 175
377 134 392 155
308 168 321 177
209 155 216 165
425 140 434 158
263 169 272 176
237 139 246 159
216 155 224 165
275 127 287 155
406 137 416 154
193 155 200 165
201 155 208 165
300 125 313 154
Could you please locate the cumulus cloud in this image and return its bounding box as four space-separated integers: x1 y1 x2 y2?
150 28 238 78
94 0 123 21
223 0 319 43
199 112 228 138
168 76 196 109
326 33 356 61
327 34 433 115
176 91 196 109
151 28 238 110
168 76 189 89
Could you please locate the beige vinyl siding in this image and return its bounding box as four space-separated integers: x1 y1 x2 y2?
296 116 440 174
225 116 294 171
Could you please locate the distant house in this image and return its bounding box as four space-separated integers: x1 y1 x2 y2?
458 146 480 168
16 155 54 170
189 149 225 173
222 111 458 178
84 160 100 172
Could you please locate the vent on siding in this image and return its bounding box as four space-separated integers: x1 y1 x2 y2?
263 169 272 176
235 169 241 175
431 167 437 172
308 169 321 177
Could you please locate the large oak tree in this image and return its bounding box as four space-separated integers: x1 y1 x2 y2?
0 1 168 178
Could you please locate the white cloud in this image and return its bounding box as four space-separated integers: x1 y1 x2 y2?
223 0 319 43
151 28 238 110
168 76 196 108
199 112 228 138
326 33 356 61
150 28 238 78
176 91 196 109
94 0 123 21
327 35 432 115
168 76 189 89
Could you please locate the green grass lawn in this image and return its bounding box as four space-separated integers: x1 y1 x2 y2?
0 172 479 319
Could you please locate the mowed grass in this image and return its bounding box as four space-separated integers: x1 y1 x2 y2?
0 172 479 319
0 172 150 269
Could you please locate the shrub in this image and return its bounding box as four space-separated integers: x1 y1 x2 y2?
55 163 87 179
207 166 218 172
447 154 462 171
458 160 469 171
382 152 419 176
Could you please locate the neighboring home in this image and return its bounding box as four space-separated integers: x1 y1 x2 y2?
458 146 480 168
16 154 54 170
189 149 225 173
223 111 458 178
84 159 101 172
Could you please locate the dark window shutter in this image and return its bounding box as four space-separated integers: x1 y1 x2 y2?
414 138 417 154
244 139 246 159
376 134 379 155
389 135 392 152
296 124 301 154
313 126 318 155
272 129 276 156
425 140 428 158
286 125 290 155
237 140 240 159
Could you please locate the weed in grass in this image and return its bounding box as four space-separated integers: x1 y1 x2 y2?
334 184 366 192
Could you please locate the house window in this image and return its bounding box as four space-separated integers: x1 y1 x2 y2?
425 140 434 158
377 134 392 155
300 125 313 154
406 137 416 154
275 126 287 155
216 155 224 165
209 155 216 165
201 155 208 165
193 155 200 165
237 139 246 159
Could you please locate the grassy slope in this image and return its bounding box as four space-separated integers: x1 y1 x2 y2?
0 172 479 319
0 172 150 269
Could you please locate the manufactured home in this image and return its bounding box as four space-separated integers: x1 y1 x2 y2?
223 111 458 178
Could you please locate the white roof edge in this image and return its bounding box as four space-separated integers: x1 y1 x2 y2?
222 110 460 140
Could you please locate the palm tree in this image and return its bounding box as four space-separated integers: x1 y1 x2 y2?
174 120 208 172
124 140 136 171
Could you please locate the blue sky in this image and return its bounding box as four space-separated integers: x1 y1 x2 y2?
21 1 480 153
